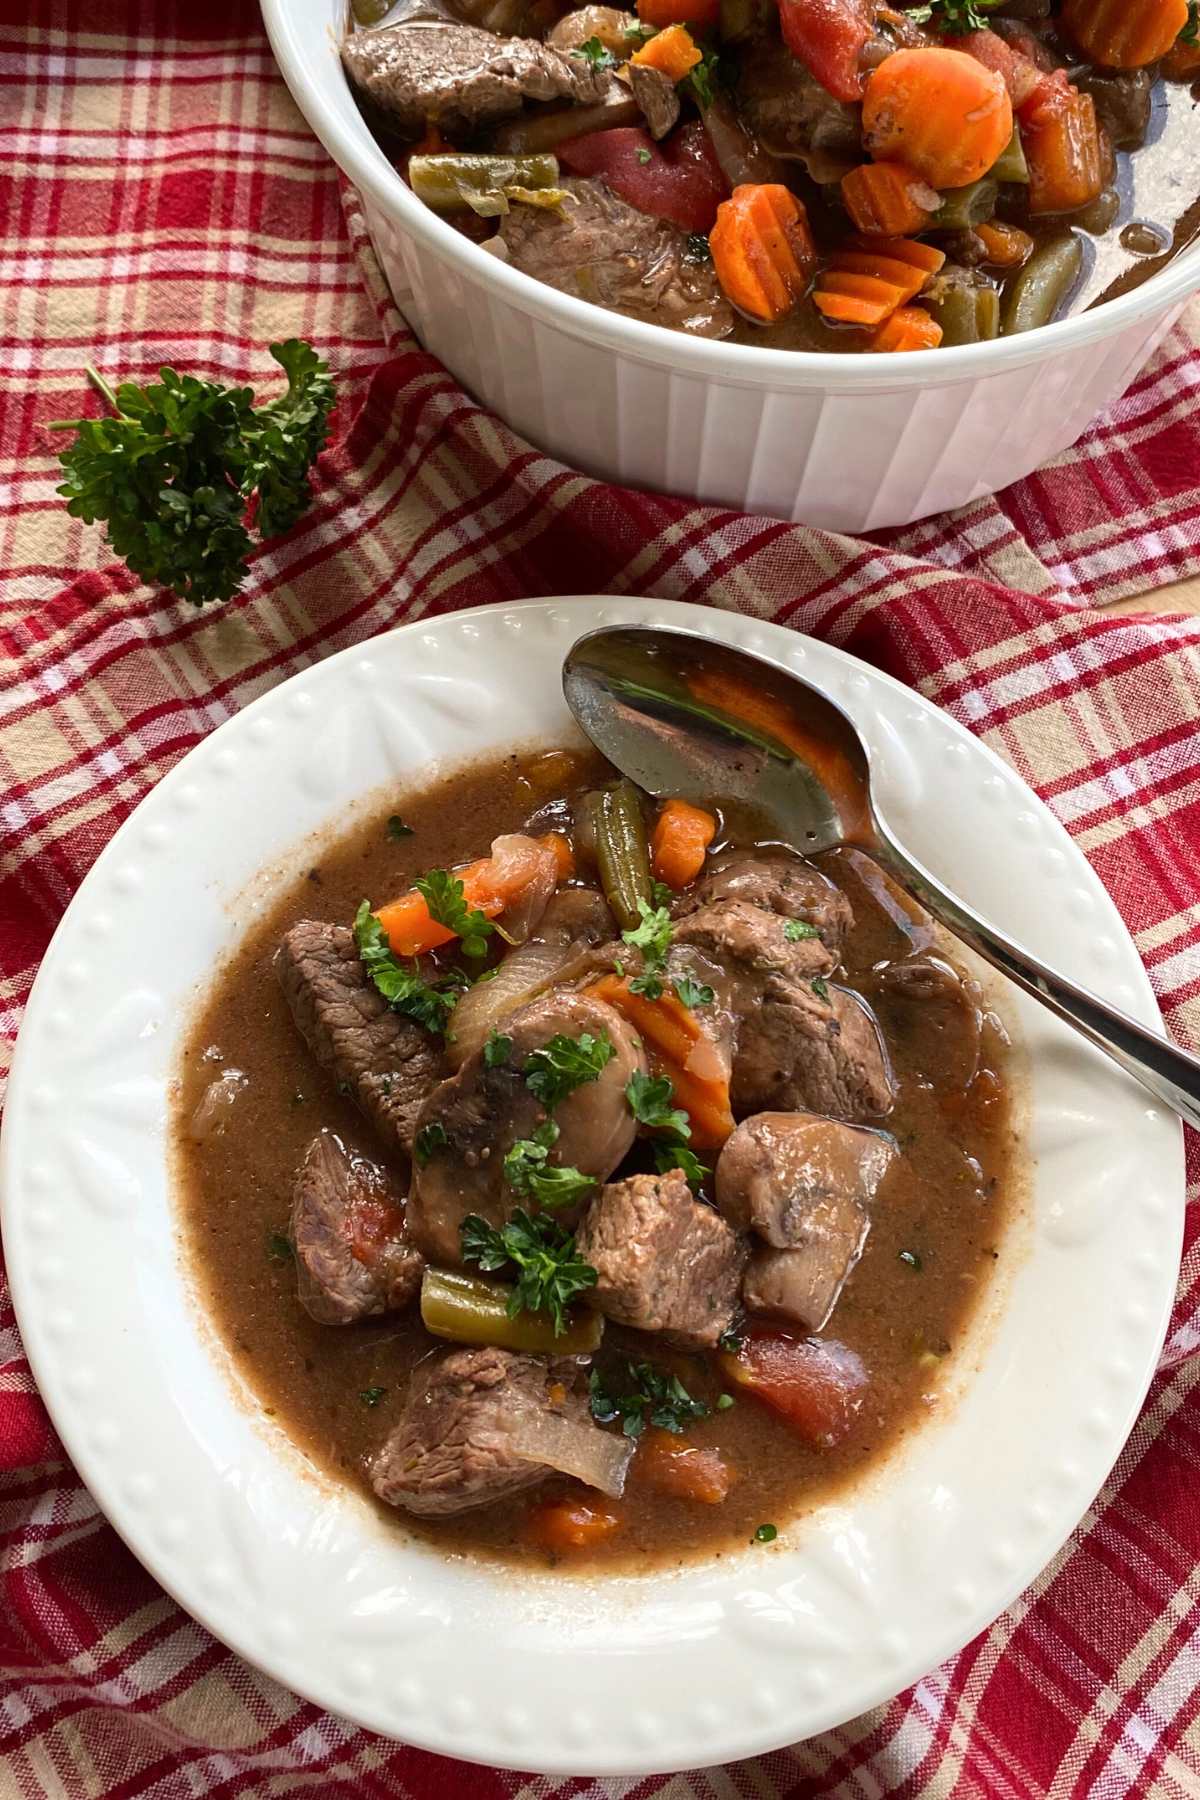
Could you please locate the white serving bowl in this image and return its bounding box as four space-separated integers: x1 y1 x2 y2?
262 0 1200 529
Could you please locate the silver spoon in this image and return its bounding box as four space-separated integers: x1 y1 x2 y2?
563 622 1200 1132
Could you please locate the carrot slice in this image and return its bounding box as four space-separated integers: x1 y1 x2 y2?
840 162 937 238
1023 85 1105 215
526 1497 623 1552
636 1430 733 1504
375 838 556 957
869 305 942 352
537 831 575 881
630 22 701 82
862 47 1013 189
636 0 719 32
974 220 1034 269
708 184 815 324
1060 0 1188 69
812 238 945 328
651 799 717 889
586 974 734 1149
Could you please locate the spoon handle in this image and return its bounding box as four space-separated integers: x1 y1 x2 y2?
871 826 1200 1134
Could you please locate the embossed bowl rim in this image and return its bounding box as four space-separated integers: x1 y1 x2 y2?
0 598 1184 1776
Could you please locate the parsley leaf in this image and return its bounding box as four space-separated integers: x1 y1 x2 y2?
359 1386 387 1408
483 1029 513 1068
414 1121 449 1166
652 1137 710 1188
636 147 652 164
811 976 830 1002
624 19 654 39
651 879 674 908
573 34 618 67
685 48 719 107
460 1209 597 1333
623 899 673 999
354 900 461 1034
754 1522 778 1543
266 1229 294 1263
1184 0 1199 42
50 341 334 607
784 918 820 942
523 1031 614 1110
626 1069 689 1138
589 1361 709 1439
504 1119 597 1210
386 815 413 841
907 0 999 31
673 973 714 1009
414 869 493 960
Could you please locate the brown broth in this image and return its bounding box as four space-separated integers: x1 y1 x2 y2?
173 747 1024 1572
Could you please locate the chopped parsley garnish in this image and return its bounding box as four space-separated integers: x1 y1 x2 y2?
504 1119 597 1210
784 918 820 942
753 1523 778 1543
413 868 493 960
685 48 719 108
483 1029 513 1068
589 1360 709 1439
266 1230 294 1263
719 1327 745 1354
811 976 830 1002
386 814 413 840
573 34 618 67
359 1386 387 1408
414 1121 449 1167
460 1208 597 1333
523 1031 615 1111
624 19 654 39
636 147 652 164
673 973 714 1009
898 1248 923 1271
623 898 673 999
908 0 999 30
716 1393 735 1411
626 1069 689 1138
651 879 674 909
354 901 462 1034
653 1138 710 1188
1183 1 1199 43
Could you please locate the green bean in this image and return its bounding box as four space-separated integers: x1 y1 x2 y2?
421 1268 604 1354
579 781 652 933
933 178 999 230
351 0 392 21
1002 233 1083 335
990 129 1029 186
925 281 1000 346
408 153 561 215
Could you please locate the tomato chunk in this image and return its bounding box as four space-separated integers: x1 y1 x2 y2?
636 1429 734 1504
560 122 729 234
776 0 873 104
719 1328 868 1448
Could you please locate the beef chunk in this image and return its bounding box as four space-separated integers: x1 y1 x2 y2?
574 1169 744 1349
676 851 852 961
627 62 680 139
735 31 861 178
717 1111 894 1330
275 920 443 1152
341 20 609 138
673 896 837 996
408 989 647 1264
498 177 735 338
291 1132 424 1326
371 1347 591 1515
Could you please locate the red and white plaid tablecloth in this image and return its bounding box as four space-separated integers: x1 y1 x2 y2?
5 2 1200 1794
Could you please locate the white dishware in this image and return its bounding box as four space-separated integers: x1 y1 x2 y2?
260 0 1200 529
1 598 1183 1775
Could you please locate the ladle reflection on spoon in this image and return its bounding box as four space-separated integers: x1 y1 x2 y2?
562 623 1200 1134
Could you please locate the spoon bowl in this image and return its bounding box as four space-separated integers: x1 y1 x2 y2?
564 622 1200 1136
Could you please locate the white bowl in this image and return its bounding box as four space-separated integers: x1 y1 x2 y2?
262 0 1200 530
0 598 1183 1775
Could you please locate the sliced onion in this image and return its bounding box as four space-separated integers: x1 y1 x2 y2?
488 833 558 945
190 1068 248 1140
506 1406 634 1498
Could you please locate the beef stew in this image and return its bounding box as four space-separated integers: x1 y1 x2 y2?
339 0 1200 350
175 746 1024 1570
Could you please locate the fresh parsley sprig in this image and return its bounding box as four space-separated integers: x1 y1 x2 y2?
504 1119 597 1210
1183 1 1199 44
673 973 714 1009
523 1031 615 1110
414 869 493 959
50 341 334 606
573 34 618 67
589 1360 709 1438
625 1069 709 1189
907 0 1000 32
784 918 820 943
460 1209 597 1333
622 899 673 1000
354 901 463 1035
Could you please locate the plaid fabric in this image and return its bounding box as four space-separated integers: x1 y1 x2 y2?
4 1 1200 1794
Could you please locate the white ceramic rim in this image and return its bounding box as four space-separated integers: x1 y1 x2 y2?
261 0 1200 384
0 597 1185 1776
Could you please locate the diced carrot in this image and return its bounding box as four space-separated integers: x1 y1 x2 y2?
538 831 575 881
869 305 942 352
708 184 815 324
1060 0 1188 69
636 0 718 32
719 1327 868 1449
636 1429 733 1504
375 837 556 957
1023 84 1105 216
862 47 1014 189
974 220 1034 269
651 799 717 890
840 161 937 238
812 237 945 328
630 22 701 82
586 973 734 1149
526 1496 623 1552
